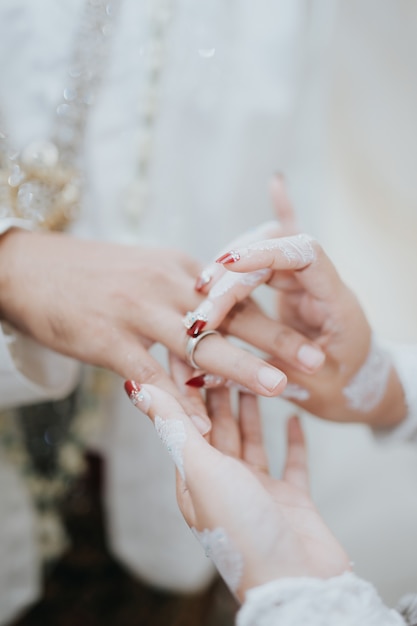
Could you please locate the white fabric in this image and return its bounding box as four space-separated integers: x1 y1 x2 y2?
0 323 80 410
237 573 405 626
0 218 33 237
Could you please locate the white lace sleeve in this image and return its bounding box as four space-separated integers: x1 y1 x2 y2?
237 573 405 626
375 342 417 443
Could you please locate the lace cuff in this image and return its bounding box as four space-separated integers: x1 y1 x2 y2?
237 573 405 626
374 342 417 443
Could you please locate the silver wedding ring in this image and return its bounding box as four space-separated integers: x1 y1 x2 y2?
185 330 220 369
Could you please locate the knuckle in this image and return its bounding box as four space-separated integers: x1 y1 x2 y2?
271 325 297 351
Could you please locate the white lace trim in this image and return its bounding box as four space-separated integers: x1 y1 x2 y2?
374 342 417 443
237 573 405 626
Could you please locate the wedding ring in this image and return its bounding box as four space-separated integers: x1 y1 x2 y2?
185 330 220 369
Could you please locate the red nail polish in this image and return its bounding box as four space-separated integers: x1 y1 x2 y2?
185 375 206 388
124 380 141 399
186 319 207 337
215 251 240 264
186 374 225 389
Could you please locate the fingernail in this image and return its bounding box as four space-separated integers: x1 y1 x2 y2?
257 367 286 393
186 374 206 388
124 380 151 412
186 374 225 389
190 414 211 435
297 345 325 370
183 310 209 331
215 250 241 264
187 319 207 337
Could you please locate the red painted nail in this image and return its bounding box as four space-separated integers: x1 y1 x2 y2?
185 375 206 388
215 251 240 264
186 319 207 337
186 374 225 389
124 380 141 399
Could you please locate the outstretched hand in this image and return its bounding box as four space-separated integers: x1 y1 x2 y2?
0 228 295 428
188 178 406 428
124 362 351 602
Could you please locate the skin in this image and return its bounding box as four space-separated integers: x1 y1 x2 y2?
191 177 407 429
126 369 351 603
0 219 333 422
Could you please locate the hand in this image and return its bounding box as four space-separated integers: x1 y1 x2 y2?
124 372 351 602
188 179 406 428
189 180 326 378
0 229 289 419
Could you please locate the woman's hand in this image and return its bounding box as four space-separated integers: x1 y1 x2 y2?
187 180 406 428
0 229 292 415
124 371 351 602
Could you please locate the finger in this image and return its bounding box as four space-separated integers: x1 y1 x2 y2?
216 234 344 302
168 351 212 436
221 299 325 373
269 173 300 235
194 220 282 294
238 393 269 472
115 339 211 435
156 308 288 396
188 269 272 335
180 329 287 397
206 387 241 458
186 371 311 408
124 380 212 527
123 381 213 481
282 415 309 492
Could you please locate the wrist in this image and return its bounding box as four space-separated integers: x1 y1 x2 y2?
0 228 32 321
365 364 407 429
